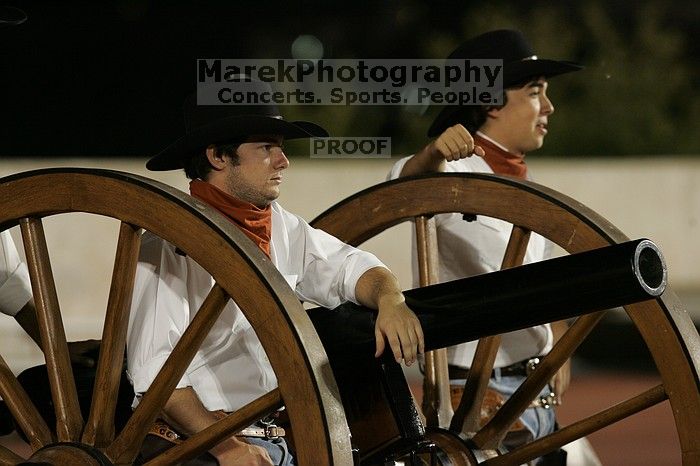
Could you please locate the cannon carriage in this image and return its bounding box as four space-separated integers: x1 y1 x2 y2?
0 168 698 465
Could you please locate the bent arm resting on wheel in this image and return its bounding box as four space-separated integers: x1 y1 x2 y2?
355 266 425 366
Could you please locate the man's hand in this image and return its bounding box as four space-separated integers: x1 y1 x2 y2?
429 124 485 162
374 293 424 366
398 124 484 177
355 267 425 366
210 437 273 466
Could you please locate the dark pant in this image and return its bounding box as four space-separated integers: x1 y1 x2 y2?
9 361 133 443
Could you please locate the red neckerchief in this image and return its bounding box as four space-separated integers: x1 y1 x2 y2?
189 180 272 258
475 134 528 179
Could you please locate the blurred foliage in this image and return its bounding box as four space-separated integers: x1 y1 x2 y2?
1 0 697 157
285 0 700 157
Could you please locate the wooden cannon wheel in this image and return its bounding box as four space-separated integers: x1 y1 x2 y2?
311 173 700 465
0 168 352 466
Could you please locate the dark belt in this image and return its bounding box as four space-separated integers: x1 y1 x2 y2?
448 356 544 380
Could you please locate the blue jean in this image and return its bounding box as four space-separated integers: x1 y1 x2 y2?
488 371 557 446
244 436 296 466
451 372 556 446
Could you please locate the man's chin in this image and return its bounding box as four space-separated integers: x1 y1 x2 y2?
265 190 280 203
529 138 545 152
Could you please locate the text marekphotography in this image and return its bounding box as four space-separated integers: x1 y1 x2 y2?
197 59 503 106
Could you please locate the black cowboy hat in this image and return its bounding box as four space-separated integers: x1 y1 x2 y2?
427 29 582 137
147 80 328 171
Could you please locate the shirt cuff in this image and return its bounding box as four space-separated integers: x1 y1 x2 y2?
387 156 411 181
0 262 32 316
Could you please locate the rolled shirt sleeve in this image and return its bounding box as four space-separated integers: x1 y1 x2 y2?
271 203 387 309
387 155 412 181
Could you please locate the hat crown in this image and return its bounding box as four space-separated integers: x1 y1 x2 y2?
447 29 536 64
183 79 282 134
427 29 582 138
147 78 327 171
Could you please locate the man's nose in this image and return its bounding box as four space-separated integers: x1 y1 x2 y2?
541 94 554 115
275 148 289 169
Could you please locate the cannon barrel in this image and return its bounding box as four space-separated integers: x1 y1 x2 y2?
306 239 667 460
308 239 667 355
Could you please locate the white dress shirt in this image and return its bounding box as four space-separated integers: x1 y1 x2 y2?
388 155 553 367
0 231 32 316
126 201 386 411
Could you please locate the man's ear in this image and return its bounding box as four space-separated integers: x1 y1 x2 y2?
486 105 503 119
205 146 227 170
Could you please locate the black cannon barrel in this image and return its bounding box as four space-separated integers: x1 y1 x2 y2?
308 239 666 356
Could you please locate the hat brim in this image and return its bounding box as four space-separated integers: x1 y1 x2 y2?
428 59 582 137
147 114 328 171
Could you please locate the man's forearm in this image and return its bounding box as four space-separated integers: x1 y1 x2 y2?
398 144 446 178
354 267 424 365
162 386 268 463
354 266 404 310
162 386 222 435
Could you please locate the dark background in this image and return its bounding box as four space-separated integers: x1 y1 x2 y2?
1 0 699 158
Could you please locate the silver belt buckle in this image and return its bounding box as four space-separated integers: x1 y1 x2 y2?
538 392 558 409
525 357 541 375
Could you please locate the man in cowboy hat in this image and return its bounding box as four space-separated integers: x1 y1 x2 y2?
127 81 425 465
389 29 583 457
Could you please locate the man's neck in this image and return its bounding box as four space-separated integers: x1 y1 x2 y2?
476 131 518 155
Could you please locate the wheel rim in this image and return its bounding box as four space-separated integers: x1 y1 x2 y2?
311 173 700 465
0 168 352 465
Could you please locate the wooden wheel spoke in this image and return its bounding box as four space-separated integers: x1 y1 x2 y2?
415 215 452 428
482 384 668 466
106 283 230 464
0 353 53 449
0 169 352 465
473 311 606 448
20 217 83 442
451 226 531 434
450 335 501 433
144 389 284 466
83 222 142 447
310 173 700 464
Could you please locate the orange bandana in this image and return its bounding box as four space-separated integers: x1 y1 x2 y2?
189 180 272 258
475 134 528 179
